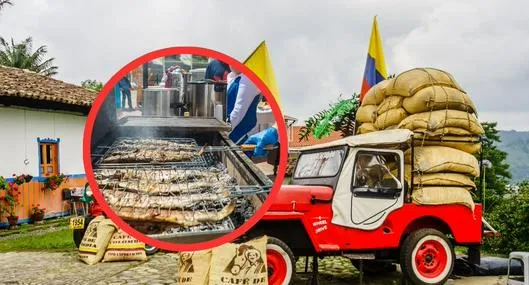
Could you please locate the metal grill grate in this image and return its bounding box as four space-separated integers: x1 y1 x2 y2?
91 136 271 241
94 166 269 237
95 137 211 168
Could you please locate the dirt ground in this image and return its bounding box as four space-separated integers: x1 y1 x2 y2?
0 252 507 285
291 256 506 285
292 272 506 285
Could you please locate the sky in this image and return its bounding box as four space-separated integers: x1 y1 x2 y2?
1 0 528 130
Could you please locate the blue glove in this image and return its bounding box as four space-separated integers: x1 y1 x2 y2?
243 127 279 158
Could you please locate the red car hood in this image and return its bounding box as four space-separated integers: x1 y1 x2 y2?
268 185 334 212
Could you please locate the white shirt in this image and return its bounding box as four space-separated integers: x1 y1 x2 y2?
226 72 260 129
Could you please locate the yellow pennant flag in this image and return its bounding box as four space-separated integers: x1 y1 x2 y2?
243 41 281 106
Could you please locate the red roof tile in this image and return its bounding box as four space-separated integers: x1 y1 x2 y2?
0 65 97 107
289 126 343 148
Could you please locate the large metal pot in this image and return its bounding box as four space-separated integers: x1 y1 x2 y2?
211 82 227 120
185 81 227 118
142 88 174 117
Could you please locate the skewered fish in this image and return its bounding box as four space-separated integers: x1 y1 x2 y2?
119 138 194 146
94 168 229 183
103 189 230 209
102 149 196 163
114 201 236 227
97 179 228 195
114 142 197 152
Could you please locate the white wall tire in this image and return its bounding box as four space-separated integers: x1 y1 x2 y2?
400 229 455 285
267 237 295 285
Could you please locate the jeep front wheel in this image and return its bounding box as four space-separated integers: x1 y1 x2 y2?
266 237 295 285
400 229 455 285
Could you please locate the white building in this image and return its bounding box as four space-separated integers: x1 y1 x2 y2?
0 65 96 223
0 66 95 178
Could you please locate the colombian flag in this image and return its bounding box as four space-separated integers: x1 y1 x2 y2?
244 41 281 106
360 16 388 102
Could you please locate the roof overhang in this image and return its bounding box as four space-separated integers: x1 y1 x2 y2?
300 129 414 151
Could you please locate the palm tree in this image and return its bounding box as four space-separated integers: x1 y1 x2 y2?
0 0 13 11
0 37 58 76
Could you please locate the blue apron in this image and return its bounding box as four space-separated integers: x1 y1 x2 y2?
226 76 241 120
229 95 261 144
226 76 260 144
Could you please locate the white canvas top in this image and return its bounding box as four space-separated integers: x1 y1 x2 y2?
301 129 414 151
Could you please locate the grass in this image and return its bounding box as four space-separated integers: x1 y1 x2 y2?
455 246 508 258
0 228 76 252
0 218 69 237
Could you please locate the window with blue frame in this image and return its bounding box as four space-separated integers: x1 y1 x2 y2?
38 138 60 177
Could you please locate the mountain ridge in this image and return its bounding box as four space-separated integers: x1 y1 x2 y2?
498 130 529 182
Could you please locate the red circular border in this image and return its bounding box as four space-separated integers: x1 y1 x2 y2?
83 46 287 252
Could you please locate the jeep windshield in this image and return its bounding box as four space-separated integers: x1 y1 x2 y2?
294 147 346 179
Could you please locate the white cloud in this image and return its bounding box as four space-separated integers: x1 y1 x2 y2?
1 0 528 130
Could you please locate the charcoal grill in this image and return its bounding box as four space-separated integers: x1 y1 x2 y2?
90 96 272 244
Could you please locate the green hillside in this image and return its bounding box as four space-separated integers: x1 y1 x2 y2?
498 130 529 182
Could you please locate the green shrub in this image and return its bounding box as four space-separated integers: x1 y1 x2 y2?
483 181 529 254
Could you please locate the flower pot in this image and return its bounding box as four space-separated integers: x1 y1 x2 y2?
7 216 18 227
31 212 45 222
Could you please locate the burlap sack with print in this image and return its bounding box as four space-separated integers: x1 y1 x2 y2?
176 250 212 285
102 228 147 262
78 216 116 265
209 236 268 285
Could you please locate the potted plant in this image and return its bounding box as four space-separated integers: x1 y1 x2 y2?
0 176 7 199
30 204 46 223
42 173 67 191
5 182 21 227
13 173 32 185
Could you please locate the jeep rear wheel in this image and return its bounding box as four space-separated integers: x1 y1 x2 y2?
267 237 295 285
400 229 454 285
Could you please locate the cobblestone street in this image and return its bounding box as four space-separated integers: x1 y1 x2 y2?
0 252 506 285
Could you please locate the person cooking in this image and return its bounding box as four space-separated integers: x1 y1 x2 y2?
243 123 279 158
205 59 231 81
226 66 262 144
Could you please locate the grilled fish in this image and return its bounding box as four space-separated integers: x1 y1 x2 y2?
97 179 229 195
117 139 196 149
103 189 229 209
114 142 197 152
102 149 196 163
114 201 236 227
94 169 229 183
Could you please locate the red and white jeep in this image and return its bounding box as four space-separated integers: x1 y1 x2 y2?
248 129 483 285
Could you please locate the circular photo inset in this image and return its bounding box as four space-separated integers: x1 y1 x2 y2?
82 47 287 252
